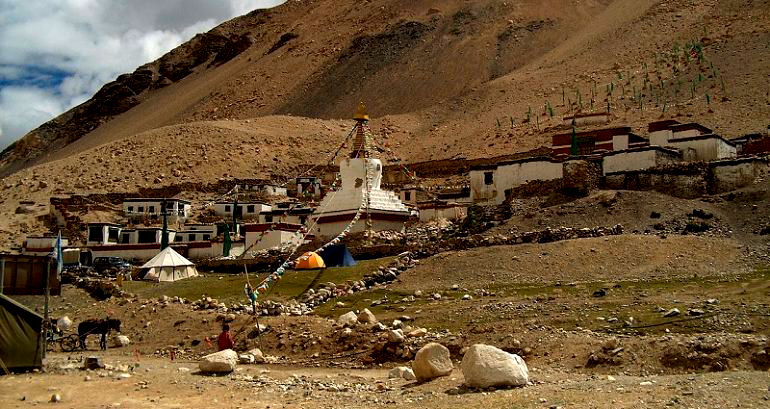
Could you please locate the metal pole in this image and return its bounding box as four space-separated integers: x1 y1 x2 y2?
42 259 51 362
254 309 264 352
0 258 5 294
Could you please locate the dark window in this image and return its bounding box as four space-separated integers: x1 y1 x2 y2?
247 205 255 213
300 216 307 224
107 228 119 243
137 230 156 243
404 191 412 201
121 233 130 243
224 205 231 212
174 235 182 242
578 140 595 155
127 206 133 212
484 172 494 185
187 234 195 241
138 206 144 212
88 226 103 242
148 206 155 213
265 215 273 223
202 234 210 241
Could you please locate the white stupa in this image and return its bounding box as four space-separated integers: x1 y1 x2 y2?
312 104 410 238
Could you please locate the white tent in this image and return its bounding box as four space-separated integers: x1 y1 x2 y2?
141 247 199 282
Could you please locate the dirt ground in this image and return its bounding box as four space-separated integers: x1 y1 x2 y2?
1 352 769 409
396 234 749 291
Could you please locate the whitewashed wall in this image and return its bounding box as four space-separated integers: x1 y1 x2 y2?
471 160 563 205
419 206 467 222
668 137 736 161
603 149 680 174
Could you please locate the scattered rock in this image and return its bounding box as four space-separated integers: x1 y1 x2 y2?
337 311 358 327
408 328 428 338
50 394 61 403
388 366 416 381
113 335 130 347
592 288 607 297
388 329 405 344
248 348 266 363
239 354 256 364
357 308 378 325
663 308 681 318
85 356 105 370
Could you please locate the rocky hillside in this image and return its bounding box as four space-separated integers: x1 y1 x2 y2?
2 0 768 178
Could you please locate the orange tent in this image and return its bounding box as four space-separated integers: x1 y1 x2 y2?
295 251 326 269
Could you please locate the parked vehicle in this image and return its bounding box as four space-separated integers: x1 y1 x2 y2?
92 257 131 274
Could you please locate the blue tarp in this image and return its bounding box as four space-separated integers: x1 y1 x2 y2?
318 244 356 267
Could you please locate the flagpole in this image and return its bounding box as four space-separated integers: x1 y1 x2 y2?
42 258 51 362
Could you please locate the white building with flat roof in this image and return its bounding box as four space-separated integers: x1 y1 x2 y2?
213 201 271 220
123 198 191 223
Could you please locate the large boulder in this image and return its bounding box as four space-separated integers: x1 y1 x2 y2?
461 344 529 388
199 349 238 373
337 311 358 327
357 308 377 325
412 342 453 382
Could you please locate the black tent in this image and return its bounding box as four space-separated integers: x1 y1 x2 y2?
0 294 43 373
318 244 356 267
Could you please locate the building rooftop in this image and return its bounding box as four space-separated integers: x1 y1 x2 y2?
124 198 191 204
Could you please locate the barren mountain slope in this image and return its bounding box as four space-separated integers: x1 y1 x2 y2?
3 0 767 177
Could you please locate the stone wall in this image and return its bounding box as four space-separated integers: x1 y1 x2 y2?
603 157 770 198
710 157 770 193
563 159 602 195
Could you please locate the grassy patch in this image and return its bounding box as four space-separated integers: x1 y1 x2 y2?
122 257 394 304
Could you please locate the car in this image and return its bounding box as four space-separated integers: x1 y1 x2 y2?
92 257 132 274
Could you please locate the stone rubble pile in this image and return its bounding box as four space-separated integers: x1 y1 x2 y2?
410 224 625 258
300 253 416 309
233 373 380 394
332 308 452 361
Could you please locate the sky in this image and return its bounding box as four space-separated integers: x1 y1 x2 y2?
0 0 286 150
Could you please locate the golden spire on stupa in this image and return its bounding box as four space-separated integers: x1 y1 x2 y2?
350 102 372 158
353 101 369 121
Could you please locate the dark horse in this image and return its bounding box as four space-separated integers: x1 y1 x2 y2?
78 318 121 350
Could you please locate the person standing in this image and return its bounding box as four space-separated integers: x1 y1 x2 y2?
217 324 235 351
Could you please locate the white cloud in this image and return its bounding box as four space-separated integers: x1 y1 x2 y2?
0 0 286 150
